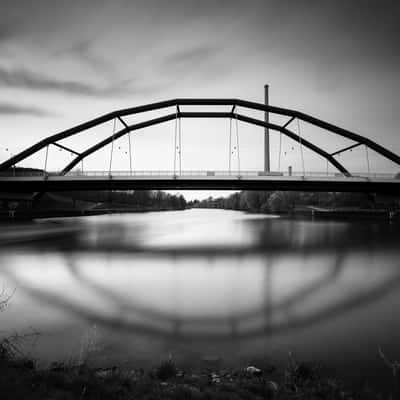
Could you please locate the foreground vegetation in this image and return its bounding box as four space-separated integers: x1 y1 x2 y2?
0 342 385 400
0 296 388 400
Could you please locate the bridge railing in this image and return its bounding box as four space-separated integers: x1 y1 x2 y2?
65 170 334 177
1 170 399 180
61 170 400 179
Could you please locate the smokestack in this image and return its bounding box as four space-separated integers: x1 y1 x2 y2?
264 84 270 172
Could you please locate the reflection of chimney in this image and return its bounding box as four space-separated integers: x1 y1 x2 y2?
264 258 272 330
264 84 270 172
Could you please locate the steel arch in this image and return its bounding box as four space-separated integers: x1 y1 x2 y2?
1 98 399 174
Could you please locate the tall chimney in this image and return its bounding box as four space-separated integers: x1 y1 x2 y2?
264 84 270 172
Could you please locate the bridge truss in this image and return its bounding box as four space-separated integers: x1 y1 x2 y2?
1 98 400 192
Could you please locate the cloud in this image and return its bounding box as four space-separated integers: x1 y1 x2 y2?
0 102 52 116
162 44 220 69
0 67 137 97
56 39 116 76
158 43 229 83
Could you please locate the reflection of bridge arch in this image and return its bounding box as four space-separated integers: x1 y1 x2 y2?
63 253 345 331
2 248 400 342
1 98 400 175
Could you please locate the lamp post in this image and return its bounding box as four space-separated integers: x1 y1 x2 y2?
5 148 15 176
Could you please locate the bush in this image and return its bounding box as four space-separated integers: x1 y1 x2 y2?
156 359 178 380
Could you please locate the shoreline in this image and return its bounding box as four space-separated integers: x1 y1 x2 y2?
2 206 399 222
288 207 399 220
194 206 400 221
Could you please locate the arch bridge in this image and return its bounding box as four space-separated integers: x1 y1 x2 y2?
1 98 400 193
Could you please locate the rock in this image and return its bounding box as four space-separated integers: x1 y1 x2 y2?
95 370 111 378
176 370 185 378
246 366 262 376
95 366 118 378
210 372 221 384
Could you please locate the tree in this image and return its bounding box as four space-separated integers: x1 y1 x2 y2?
267 191 289 213
178 195 186 209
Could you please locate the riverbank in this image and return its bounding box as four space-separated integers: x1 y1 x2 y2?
0 346 382 400
288 206 400 220
0 206 185 221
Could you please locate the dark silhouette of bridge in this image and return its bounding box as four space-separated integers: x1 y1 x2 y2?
1 98 400 193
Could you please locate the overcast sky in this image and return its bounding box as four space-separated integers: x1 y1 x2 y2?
1 0 399 199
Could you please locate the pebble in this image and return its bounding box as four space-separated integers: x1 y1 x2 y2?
95 367 117 378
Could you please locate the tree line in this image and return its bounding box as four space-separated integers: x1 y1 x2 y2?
188 191 400 213
56 190 187 210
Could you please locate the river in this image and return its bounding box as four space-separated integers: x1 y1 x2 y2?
0 209 400 391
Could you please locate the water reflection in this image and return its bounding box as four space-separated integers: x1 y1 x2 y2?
2 249 399 341
2 212 399 253
0 210 400 387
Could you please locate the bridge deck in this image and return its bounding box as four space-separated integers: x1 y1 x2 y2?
1 171 399 193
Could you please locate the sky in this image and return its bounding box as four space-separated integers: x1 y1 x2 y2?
1 0 400 199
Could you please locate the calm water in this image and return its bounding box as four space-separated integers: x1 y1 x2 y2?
1 209 400 390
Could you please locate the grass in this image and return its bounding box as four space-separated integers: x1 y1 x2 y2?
0 338 385 400
155 359 178 380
